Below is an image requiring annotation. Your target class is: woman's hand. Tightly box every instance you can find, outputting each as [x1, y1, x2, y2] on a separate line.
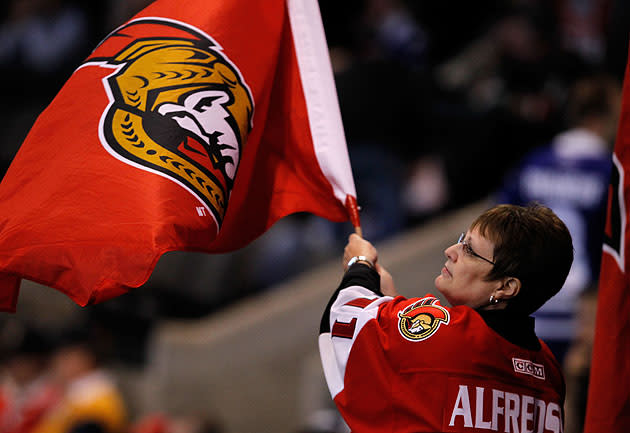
[343, 234, 377, 271]
[342, 234, 398, 296]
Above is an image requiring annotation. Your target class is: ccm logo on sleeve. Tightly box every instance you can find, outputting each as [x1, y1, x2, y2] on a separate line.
[447, 385, 562, 433]
[512, 358, 545, 380]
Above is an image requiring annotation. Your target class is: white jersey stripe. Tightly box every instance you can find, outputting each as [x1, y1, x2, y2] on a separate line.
[319, 285, 392, 398]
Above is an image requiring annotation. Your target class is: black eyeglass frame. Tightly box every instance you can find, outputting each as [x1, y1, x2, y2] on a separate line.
[457, 233, 495, 266]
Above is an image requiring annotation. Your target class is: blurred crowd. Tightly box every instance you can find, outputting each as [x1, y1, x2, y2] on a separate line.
[0, 323, 224, 433]
[0, 0, 628, 432]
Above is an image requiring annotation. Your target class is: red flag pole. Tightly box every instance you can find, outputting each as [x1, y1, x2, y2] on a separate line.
[345, 195, 362, 237]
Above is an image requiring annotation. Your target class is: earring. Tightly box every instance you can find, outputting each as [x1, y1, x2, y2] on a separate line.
[489, 295, 499, 305]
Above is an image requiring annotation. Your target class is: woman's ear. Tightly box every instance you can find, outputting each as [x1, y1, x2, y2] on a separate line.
[499, 277, 521, 299]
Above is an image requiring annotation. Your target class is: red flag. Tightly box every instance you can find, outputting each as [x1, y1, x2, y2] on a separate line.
[584, 45, 630, 433]
[0, 0, 356, 311]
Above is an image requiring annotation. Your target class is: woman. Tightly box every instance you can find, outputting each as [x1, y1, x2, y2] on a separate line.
[319, 204, 573, 433]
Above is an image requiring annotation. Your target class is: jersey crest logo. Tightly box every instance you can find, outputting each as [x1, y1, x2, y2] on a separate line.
[398, 297, 450, 341]
[90, 18, 254, 227]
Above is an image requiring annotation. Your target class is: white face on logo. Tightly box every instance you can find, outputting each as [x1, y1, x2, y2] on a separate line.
[157, 90, 240, 181]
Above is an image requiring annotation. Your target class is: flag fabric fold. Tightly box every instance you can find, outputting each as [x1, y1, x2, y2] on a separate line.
[0, 0, 356, 311]
[584, 45, 630, 433]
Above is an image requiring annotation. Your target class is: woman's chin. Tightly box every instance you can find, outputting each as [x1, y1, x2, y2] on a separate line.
[434, 276, 446, 294]
[434, 275, 441, 289]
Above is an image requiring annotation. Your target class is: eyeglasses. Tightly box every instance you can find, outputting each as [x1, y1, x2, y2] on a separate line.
[457, 233, 495, 265]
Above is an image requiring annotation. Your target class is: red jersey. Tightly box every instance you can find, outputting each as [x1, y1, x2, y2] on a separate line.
[319, 267, 565, 433]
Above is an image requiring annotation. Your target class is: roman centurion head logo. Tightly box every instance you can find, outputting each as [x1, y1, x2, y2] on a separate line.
[398, 297, 450, 341]
[88, 18, 254, 226]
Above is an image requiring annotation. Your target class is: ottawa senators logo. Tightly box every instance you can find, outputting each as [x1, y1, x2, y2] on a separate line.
[398, 297, 450, 341]
[86, 17, 254, 227]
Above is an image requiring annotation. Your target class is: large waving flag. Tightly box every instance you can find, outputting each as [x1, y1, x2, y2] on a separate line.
[584, 45, 630, 433]
[0, 0, 357, 312]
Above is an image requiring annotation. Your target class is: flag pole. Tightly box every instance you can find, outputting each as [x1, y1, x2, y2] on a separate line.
[345, 195, 362, 237]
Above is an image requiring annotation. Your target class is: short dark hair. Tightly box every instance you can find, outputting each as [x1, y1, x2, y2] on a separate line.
[470, 203, 574, 315]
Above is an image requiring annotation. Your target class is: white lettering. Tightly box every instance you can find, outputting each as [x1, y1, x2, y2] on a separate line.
[521, 395, 534, 433]
[534, 400, 546, 433]
[448, 384, 561, 433]
[522, 169, 604, 206]
[476, 387, 492, 429]
[545, 402, 562, 433]
[505, 392, 520, 433]
[450, 385, 474, 428]
[492, 389, 505, 431]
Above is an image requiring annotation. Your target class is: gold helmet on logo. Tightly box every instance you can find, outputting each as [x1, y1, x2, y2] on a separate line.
[96, 19, 254, 225]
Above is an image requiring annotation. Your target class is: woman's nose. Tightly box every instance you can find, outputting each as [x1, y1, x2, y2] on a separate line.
[444, 244, 458, 261]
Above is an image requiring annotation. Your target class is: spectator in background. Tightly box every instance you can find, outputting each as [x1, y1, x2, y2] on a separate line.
[0, 325, 60, 433]
[496, 74, 620, 364]
[31, 328, 127, 433]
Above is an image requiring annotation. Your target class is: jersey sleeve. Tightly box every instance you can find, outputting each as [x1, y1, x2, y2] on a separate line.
[319, 264, 393, 399]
